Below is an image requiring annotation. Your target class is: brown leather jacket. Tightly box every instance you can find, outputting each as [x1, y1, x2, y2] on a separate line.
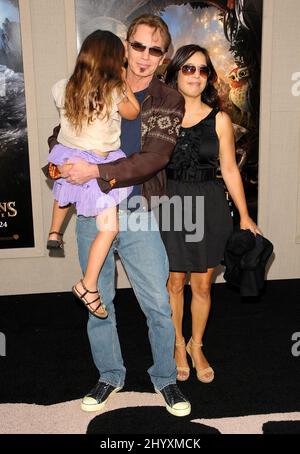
[44, 76, 184, 209]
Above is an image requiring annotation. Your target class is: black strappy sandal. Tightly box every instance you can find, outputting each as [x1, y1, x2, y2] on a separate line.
[47, 231, 64, 250]
[72, 279, 108, 319]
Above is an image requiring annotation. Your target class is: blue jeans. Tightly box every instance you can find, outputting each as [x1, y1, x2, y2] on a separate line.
[76, 210, 177, 391]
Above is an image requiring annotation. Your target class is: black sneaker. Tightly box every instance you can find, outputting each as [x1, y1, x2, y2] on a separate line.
[155, 384, 191, 417]
[81, 381, 123, 412]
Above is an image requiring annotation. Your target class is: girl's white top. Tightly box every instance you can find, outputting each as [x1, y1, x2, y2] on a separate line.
[52, 78, 125, 154]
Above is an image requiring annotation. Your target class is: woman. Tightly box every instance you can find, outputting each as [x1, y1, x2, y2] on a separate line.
[161, 45, 261, 382]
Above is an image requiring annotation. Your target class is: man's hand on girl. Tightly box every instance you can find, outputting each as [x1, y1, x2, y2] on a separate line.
[64, 159, 100, 184]
[57, 162, 73, 178]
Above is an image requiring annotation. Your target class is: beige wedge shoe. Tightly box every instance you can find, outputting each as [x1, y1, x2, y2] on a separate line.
[186, 338, 214, 383]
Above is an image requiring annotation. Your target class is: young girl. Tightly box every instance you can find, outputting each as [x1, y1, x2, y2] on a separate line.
[46, 30, 140, 319]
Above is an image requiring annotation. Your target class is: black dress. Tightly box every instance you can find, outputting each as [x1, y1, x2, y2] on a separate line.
[160, 107, 233, 272]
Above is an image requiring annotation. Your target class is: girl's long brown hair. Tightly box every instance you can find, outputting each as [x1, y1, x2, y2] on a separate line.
[65, 29, 125, 131]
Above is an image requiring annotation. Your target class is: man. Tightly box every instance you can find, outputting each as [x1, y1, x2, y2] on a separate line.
[46, 14, 190, 417]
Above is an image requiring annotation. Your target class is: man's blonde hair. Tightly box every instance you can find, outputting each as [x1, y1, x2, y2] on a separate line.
[127, 14, 171, 51]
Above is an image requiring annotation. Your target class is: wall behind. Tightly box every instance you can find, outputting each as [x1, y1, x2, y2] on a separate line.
[0, 0, 299, 296]
[258, 0, 300, 279]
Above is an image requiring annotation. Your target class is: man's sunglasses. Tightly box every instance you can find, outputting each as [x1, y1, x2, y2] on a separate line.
[128, 41, 165, 58]
[181, 64, 211, 78]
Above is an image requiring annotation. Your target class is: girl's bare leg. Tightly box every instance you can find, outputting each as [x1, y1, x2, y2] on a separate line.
[48, 200, 69, 241]
[74, 206, 118, 312]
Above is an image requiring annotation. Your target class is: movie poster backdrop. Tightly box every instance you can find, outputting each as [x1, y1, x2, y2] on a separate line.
[75, 0, 263, 221]
[0, 0, 34, 249]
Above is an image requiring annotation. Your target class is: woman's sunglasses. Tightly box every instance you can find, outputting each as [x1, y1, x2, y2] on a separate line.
[181, 64, 211, 78]
[128, 41, 165, 58]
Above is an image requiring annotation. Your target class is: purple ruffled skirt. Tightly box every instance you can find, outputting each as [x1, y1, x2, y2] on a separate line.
[48, 144, 132, 217]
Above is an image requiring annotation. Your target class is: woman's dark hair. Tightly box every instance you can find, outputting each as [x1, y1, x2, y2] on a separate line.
[165, 44, 219, 108]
